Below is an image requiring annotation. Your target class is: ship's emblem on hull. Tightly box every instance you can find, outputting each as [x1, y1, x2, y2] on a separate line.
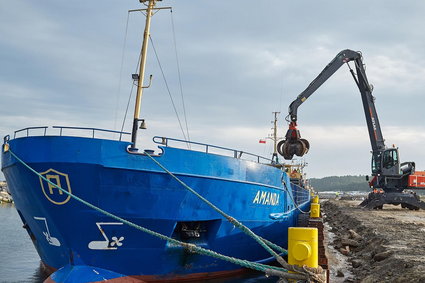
[39, 169, 72, 205]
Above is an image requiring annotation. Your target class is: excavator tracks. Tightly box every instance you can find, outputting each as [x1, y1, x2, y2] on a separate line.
[359, 192, 425, 210]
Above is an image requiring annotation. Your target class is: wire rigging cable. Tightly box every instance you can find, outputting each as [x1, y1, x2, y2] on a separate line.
[149, 35, 189, 143]
[170, 9, 190, 143]
[120, 83, 135, 137]
[120, 42, 143, 136]
[115, 12, 131, 132]
[119, 8, 191, 145]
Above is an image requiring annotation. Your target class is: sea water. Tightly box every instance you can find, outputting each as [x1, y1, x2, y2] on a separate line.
[0, 204, 275, 283]
[0, 203, 46, 283]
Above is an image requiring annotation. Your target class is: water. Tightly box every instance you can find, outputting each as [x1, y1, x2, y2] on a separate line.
[0, 203, 47, 283]
[323, 222, 353, 282]
[0, 204, 276, 283]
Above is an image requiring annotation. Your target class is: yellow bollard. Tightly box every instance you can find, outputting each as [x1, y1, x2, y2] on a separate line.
[312, 195, 319, 204]
[288, 227, 318, 268]
[310, 203, 320, 218]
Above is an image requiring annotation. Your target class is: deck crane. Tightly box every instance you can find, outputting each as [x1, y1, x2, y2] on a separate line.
[278, 49, 425, 210]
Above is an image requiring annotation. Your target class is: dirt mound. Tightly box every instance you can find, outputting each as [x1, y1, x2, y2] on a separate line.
[322, 200, 425, 282]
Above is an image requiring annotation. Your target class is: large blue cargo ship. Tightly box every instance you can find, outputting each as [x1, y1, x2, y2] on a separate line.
[2, 131, 310, 281]
[1, 1, 311, 282]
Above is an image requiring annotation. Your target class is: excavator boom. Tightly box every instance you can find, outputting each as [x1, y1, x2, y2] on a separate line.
[279, 49, 385, 159]
[281, 49, 425, 210]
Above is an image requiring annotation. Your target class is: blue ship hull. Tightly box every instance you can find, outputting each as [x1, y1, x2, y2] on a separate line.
[1, 133, 310, 281]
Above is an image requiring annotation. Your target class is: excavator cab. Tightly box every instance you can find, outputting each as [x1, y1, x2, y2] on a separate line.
[372, 148, 400, 176]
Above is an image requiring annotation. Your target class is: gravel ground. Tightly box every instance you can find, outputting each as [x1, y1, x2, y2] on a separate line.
[322, 199, 425, 283]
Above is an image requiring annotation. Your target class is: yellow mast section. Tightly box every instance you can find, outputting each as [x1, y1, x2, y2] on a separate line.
[130, 1, 171, 149]
[133, 0, 155, 121]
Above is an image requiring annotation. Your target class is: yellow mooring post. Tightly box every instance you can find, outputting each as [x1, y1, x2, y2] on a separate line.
[288, 227, 319, 269]
[310, 202, 320, 218]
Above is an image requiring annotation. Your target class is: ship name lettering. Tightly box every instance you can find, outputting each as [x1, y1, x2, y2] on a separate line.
[253, 190, 279, 206]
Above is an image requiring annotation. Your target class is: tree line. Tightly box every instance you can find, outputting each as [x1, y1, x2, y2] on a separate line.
[309, 175, 370, 192]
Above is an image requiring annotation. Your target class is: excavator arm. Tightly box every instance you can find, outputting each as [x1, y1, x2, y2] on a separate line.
[288, 49, 361, 123]
[281, 49, 425, 209]
[278, 49, 386, 160]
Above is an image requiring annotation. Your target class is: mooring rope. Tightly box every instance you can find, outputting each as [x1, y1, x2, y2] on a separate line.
[141, 150, 325, 281]
[141, 151, 287, 259]
[7, 148, 324, 281]
[282, 180, 311, 214]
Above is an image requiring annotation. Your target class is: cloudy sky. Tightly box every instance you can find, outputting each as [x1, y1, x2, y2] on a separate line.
[1, 0, 425, 179]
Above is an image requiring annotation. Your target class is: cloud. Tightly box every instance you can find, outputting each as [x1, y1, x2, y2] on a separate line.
[1, 0, 425, 180]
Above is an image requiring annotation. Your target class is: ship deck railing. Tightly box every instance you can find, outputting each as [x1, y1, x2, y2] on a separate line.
[153, 136, 274, 164]
[9, 126, 276, 165]
[12, 126, 131, 140]
[291, 183, 311, 205]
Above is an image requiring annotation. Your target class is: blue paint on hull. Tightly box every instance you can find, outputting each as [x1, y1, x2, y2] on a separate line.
[1, 135, 310, 280]
[48, 264, 127, 283]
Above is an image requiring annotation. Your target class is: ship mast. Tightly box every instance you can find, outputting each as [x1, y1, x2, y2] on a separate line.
[130, 0, 156, 151]
[270, 111, 281, 163]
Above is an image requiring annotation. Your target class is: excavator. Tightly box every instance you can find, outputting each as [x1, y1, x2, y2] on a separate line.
[277, 49, 425, 210]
